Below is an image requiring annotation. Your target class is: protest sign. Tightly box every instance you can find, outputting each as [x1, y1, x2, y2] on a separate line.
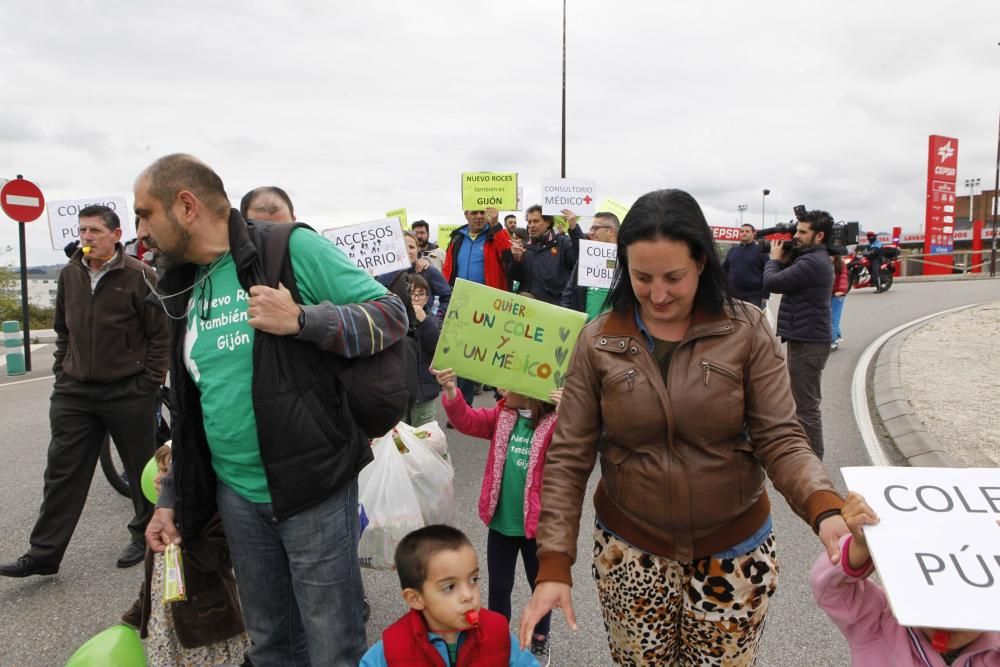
[433, 279, 586, 402]
[578, 240, 617, 289]
[461, 172, 518, 210]
[596, 198, 630, 224]
[437, 223, 462, 245]
[46, 196, 136, 250]
[840, 466, 1000, 632]
[541, 178, 596, 216]
[386, 208, 407, 229]
[322, 217, 410, 277]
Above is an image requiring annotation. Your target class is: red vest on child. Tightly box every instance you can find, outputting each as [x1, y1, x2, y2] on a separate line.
[382, 608, 511, 666]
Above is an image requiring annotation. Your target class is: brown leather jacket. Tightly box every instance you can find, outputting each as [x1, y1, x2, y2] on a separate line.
[536, 302, 843, 585]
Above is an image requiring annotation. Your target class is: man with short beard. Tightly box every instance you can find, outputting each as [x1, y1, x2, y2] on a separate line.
[410, 219, 444, 271]
[137, 153, 407, 666]
[763, 209, 835, 459]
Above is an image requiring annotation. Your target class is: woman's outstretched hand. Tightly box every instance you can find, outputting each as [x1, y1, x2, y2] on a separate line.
[519, 581, 576, 649]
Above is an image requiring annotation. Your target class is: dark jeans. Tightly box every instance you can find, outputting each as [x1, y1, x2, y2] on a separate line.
[786, 341, 830, 459]
[486, 529, 551, 639]
[216, 479, 366, 667]
[28, 374, 156, 566]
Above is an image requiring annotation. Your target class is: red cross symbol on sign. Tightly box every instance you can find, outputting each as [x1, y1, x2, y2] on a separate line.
[583, 195, 592, 205]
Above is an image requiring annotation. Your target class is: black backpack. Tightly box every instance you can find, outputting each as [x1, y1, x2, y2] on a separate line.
[256, 221, 410, 438]
[384, 271, 421, 411]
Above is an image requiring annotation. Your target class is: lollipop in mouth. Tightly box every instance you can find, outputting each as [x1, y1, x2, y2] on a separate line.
[82, 246, 92, 255]
[464, 609, 480, 627]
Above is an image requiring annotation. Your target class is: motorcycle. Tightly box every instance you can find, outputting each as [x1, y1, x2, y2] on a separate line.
[846, 245, 899, 293]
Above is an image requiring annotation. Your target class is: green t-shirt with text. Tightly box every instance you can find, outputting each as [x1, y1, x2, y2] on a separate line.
[489, 413, 534, 536]
[585, 286, 610, 322]
[183, 228, 387, 503]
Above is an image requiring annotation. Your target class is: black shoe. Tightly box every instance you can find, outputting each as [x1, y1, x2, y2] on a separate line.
[0, 554, 59, 578]
[116, 540, 146, 568]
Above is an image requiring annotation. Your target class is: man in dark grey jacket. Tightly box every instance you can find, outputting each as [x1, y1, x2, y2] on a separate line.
[0, 205, 168, 577]
[762, 210, 835, 459]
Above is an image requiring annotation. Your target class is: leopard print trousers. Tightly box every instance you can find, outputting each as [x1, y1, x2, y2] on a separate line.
[592, 523, 778, 666]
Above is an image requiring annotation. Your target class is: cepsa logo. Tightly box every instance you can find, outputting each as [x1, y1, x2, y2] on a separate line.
[929, 135, 958, 181]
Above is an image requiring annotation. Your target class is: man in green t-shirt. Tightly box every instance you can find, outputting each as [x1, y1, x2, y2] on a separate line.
[137, 153, 408, 666]
[559, 211, 620, 322]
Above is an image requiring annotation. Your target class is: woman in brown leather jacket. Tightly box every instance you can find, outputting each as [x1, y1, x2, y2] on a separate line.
[518, 189, 849, 665]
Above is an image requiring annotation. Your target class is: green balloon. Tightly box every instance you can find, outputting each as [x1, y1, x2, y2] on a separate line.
[65, 624, 145, 667]
[141, 456, 158, 504]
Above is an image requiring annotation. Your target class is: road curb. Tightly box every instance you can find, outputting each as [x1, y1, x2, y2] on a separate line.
[868, 307, 984, 467]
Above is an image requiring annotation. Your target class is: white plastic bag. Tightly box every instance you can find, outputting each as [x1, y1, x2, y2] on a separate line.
[403, 421, 449, 460]
[357, 433, 424, 570]
[394, 422, 455, 526]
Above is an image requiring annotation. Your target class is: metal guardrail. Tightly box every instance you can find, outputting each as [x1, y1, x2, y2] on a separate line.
[894, 250, 996, 276]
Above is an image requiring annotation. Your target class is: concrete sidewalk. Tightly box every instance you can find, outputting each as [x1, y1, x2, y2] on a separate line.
[872, 300, 999, 467]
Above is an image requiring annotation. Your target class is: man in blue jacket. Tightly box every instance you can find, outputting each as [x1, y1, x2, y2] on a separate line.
[723, 224, 769, 308]
[762, 210, 835, 459]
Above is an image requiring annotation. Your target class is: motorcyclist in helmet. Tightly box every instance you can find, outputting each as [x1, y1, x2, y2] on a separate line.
[863, 230, 884, 291]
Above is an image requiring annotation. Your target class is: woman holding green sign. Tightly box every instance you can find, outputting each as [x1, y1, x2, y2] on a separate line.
[519, 189, 849, 665]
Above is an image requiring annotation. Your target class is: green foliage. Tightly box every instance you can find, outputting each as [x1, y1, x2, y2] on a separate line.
[0, 267, 55, 329]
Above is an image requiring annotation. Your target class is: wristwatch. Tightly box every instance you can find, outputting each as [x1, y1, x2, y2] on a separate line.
[297, 308, 305, 333]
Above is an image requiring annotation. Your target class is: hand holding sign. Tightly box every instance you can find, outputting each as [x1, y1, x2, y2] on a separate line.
[431, 367, 459, 400]
[432, 280, 586, 402]
[560, 209, 579, 229]
[842, 491, 881, 569]
[840, 466, 1000, 632]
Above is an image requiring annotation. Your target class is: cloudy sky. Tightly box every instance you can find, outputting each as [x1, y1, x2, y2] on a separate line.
[1, 0, 998, 265]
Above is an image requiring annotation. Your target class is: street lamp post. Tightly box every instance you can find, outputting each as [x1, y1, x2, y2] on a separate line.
[964, 177, 981, 224]
[738, 204, 748, 226]
[761, 189, 770, 228]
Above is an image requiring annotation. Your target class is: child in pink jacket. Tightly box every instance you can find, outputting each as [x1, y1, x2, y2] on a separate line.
[810, 492, 1000, 666]
[433, 367, 559, 666]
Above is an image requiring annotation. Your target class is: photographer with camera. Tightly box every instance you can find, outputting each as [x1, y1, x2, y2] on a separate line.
[762, 207, 835, 459]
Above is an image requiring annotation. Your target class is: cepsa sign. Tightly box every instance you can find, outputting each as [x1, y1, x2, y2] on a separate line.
[711, 226, 743, 242]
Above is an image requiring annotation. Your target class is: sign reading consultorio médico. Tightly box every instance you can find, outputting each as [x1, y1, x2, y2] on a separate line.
[321, 217, 410, 277]
[432, 279, 586, 402]
[461, 172, 518, 210]
[840, 466, 1000, 633]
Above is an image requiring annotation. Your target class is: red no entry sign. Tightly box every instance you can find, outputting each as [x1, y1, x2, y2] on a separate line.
[1, 177, 45, 222]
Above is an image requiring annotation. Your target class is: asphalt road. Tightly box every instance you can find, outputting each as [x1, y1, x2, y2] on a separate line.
[1, 278, 998, 666]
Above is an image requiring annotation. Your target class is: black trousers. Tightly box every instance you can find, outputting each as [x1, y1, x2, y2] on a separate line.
[28, 374, 157, 566]
[486, 529, 551, 639]
[786, 341, 830, 459]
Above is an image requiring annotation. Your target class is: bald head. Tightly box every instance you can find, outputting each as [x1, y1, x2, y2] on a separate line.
[240, 186, 295, 223]
[138, 153, 230, 219]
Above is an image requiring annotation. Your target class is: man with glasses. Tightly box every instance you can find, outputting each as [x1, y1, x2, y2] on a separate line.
[560, 211, 620, 321]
